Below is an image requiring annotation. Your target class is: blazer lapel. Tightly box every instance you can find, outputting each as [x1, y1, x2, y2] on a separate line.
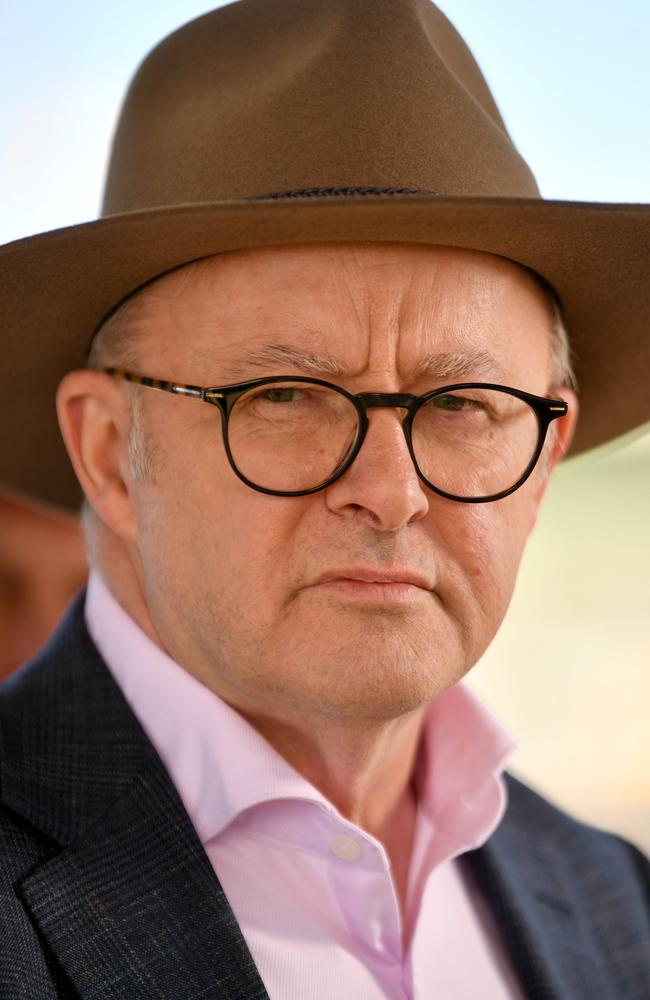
[1, 594, 270, 1000]
[462, 773, 609, 1000]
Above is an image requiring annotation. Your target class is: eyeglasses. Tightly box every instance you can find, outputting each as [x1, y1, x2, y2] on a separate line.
[103, 368, 568, 503]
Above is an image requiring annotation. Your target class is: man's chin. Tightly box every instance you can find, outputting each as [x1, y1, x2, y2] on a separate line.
[292, 670, 460, 723]
[279, 635, 466, 706]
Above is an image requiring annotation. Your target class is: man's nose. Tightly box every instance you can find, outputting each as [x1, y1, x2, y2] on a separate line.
[324, 407, 430, 529]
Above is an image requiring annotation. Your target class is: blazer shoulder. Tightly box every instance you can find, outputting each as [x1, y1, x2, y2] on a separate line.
[0, 591, 152, 844]
[503, 769, 650, 899]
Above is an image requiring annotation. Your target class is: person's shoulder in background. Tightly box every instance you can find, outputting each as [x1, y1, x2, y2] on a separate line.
[0, 491, 87, 681]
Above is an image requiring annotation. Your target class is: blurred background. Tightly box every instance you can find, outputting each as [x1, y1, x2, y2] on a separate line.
[1, 1, 648, 850]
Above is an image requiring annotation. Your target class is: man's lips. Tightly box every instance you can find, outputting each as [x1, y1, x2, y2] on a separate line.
[312, 567, 434, 590]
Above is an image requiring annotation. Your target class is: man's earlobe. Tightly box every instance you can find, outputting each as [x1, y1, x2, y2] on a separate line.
[56, 370, 139, 542]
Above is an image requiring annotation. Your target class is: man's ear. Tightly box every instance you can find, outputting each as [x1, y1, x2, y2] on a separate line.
[56, 370, 139, 542]
[546, 386, 580, 473]
[527, 386, 580, 527]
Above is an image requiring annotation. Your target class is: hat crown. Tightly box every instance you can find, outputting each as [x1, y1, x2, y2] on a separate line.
[102, 0, 540, 215]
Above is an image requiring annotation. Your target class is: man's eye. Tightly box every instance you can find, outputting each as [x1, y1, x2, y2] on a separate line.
[432, 394, 479, 411]
[262, 388, 302, 403]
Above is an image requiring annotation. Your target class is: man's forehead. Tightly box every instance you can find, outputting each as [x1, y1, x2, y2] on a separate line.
[109, 242, 552, 381]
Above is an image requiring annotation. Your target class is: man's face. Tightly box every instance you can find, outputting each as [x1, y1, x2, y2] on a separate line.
[111, 244, 571, 725]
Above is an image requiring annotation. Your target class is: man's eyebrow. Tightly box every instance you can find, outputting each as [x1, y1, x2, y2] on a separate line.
[412, 348, 506, 381]
[217, 342, 505, 382]
[219, 343, 350, 379]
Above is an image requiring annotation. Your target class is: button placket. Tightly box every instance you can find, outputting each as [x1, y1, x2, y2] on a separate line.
[326, 831, 404, 965]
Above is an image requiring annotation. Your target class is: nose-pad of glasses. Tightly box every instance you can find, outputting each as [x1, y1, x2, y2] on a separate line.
[335, 405, 415, 483]
[354, 393, 422, 466]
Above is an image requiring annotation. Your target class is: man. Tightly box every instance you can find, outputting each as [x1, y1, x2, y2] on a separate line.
[1, 1, 648, 998]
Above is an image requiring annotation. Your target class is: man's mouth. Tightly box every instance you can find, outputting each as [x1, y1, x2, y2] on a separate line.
[310, 566, 434, 603]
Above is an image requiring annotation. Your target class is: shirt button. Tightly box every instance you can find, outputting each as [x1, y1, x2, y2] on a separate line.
[330, 835, 362, 861]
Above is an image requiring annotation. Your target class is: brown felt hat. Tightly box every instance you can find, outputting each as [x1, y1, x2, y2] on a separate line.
[1, 0, 649, 511]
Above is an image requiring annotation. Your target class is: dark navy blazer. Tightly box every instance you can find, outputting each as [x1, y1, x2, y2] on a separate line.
[1, 594, 648, 999]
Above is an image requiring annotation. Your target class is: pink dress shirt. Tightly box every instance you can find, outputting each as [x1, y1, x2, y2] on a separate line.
[85, 570, 525, 999]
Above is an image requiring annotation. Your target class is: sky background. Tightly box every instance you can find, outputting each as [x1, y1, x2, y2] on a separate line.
[1, 1, 649, 848]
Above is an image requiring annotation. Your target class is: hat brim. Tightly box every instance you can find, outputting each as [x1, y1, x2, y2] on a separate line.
[1, 193, 649, 510]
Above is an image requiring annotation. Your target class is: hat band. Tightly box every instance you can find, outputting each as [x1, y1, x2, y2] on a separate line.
[250, 185, 441, 200]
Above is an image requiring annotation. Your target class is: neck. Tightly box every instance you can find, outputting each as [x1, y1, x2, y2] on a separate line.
[239, 701, 425, 838]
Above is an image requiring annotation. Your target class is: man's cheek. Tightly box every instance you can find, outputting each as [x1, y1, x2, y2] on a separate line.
[442, 505, 502, 576]
[443, 509, 518, 620]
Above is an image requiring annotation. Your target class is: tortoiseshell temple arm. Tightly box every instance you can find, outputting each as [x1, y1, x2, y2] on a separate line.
[103, 368, 224, 401]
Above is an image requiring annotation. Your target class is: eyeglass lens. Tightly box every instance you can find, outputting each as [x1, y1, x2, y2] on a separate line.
[226, 381, 540, 498]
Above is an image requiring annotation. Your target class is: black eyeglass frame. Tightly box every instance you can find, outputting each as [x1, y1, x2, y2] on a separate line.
[103, 367, 569, 503]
